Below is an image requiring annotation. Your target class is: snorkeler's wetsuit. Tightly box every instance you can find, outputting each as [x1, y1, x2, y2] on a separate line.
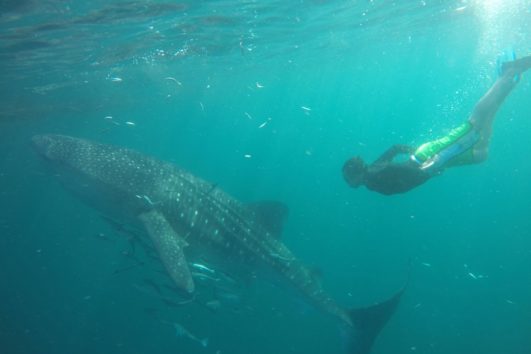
[364, 144, 431, 195]
[365, 123, 479, 195]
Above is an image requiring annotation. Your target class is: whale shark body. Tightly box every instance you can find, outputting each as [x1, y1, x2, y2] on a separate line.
[32, 134, 405, 354]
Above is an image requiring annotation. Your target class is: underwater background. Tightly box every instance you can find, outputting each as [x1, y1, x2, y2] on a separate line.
[1, 1, 530, 353]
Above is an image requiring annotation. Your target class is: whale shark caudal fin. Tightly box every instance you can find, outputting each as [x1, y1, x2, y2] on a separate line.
[139, 210, 195, 293]
[345, 285, 406, 354]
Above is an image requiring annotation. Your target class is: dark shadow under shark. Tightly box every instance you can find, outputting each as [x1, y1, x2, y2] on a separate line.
[32, 134, 407, 354]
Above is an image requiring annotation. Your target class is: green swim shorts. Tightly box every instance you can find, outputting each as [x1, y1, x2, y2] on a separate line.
[413, 122, 478, 167]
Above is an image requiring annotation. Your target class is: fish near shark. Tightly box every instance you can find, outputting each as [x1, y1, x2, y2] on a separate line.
[32, 134, 406, 354]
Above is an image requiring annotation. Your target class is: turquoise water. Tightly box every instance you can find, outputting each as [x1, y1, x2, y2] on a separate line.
[1, 1, 531, 353]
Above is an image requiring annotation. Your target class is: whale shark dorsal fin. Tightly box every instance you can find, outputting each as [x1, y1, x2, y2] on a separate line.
[139, 210, 195, 293]
[246, 201, 289, 239]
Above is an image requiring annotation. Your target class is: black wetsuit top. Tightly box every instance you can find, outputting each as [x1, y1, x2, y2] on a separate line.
[364, 145, 432, 195]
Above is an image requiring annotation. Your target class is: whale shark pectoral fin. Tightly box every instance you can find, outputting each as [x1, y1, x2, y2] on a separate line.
[139, 210, 195, 293]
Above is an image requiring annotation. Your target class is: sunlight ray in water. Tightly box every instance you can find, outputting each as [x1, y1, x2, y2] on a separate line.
[472, 0, 529, 58]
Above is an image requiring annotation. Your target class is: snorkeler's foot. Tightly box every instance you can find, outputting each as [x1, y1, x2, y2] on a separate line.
[501, 55, 531, 80]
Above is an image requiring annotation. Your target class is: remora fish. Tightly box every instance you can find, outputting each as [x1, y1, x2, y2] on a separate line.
[32, 134, 406, 354]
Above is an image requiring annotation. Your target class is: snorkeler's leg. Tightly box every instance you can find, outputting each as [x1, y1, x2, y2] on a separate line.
[467, 55, 531, 161]
[501, 55, 531, 77]
[470, 55, 531, 130]
[468, 73, 517, 130]
[465, 75, 514, 161]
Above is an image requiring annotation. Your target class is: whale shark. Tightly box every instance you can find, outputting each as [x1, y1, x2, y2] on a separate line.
[32, 134, 406, 354]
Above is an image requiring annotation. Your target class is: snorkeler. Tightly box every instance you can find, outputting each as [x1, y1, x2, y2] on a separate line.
[342, 54, 531, 195]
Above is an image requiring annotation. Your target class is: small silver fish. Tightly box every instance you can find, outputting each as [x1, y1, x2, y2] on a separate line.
[191, 263, 215, 274]
[164, 77, 182, 85]
[174, 323, 208, 347]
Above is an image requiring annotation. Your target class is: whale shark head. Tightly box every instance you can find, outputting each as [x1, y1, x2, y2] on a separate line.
[31, 134, 101, 192]
[32, 134, 77, 163]
[31, 134, 149, 219]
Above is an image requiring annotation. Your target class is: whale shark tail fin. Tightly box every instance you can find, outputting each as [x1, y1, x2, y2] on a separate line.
[345, 286, 405, 354]
[345, 263, 410, 354]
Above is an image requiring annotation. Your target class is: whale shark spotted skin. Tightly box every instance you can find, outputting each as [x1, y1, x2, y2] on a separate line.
[32, 134, 405, 354]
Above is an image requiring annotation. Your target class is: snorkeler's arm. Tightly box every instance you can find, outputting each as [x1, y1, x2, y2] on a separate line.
[374, 144, 415, 164]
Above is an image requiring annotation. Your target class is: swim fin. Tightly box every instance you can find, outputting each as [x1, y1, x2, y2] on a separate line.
[497, 48, 519, 83]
